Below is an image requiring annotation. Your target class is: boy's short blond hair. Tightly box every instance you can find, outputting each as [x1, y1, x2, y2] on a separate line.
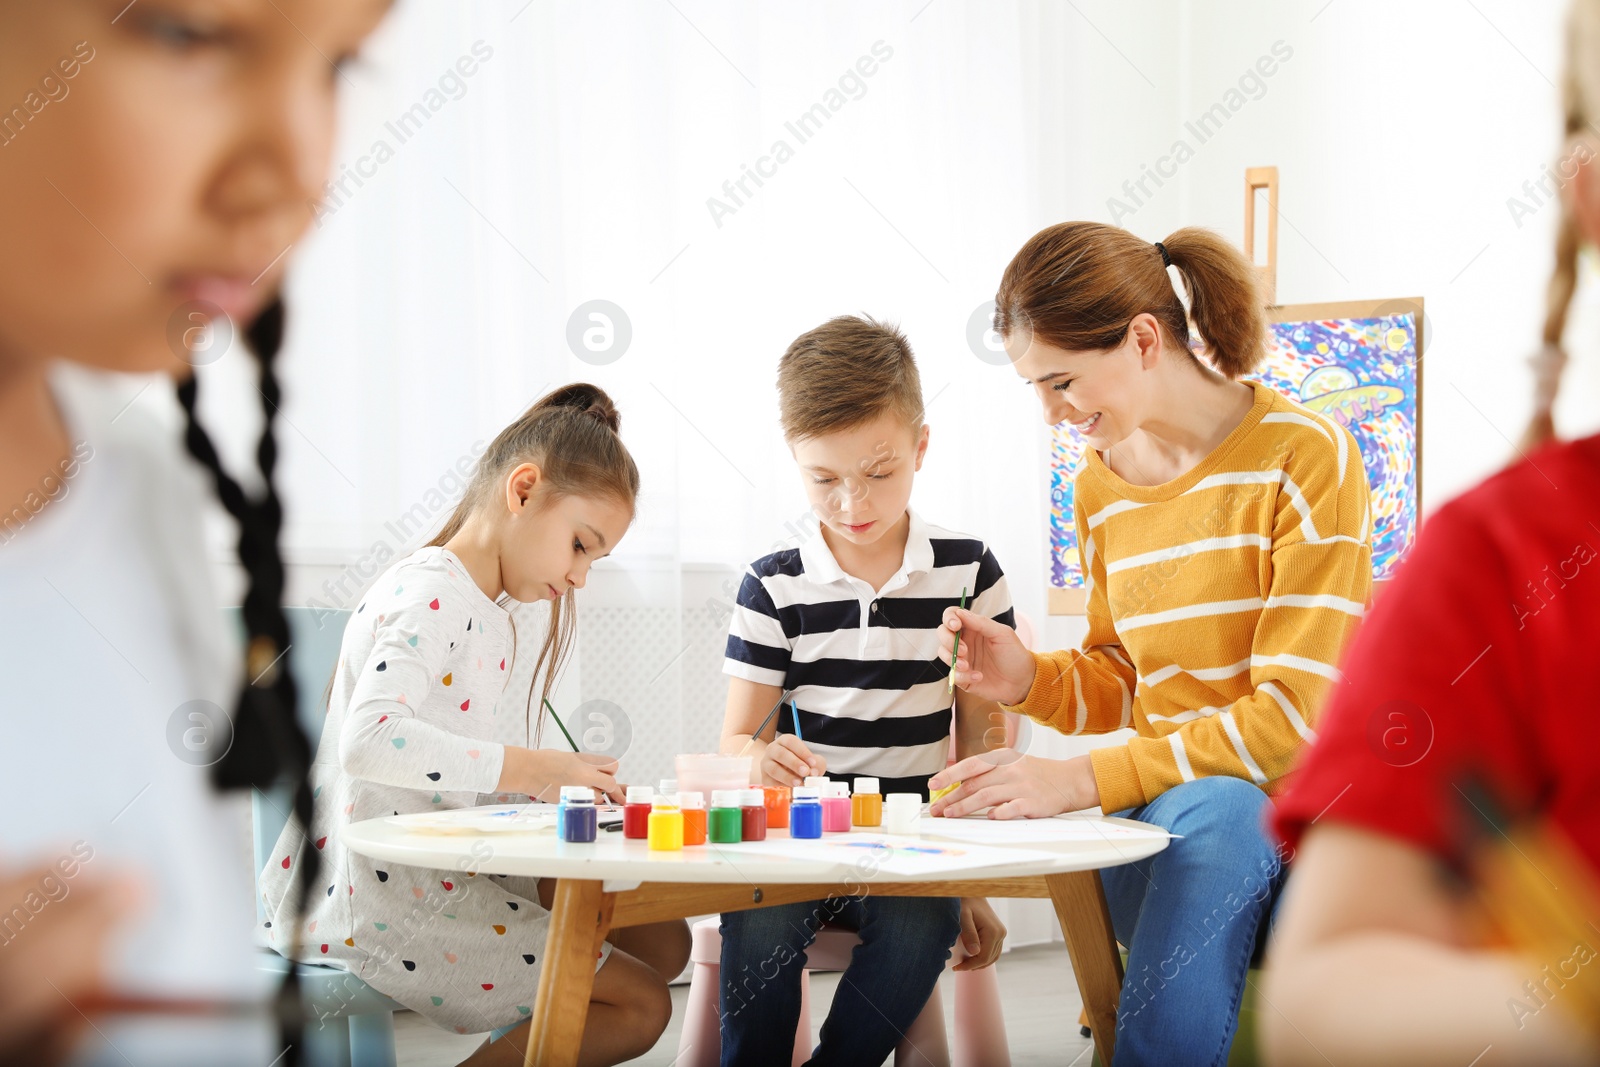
[776, 315, 925, 441]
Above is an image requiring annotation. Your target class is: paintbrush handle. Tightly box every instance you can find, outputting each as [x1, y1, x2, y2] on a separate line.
[946, 587, 968, 695]
[542, 698, 581, 752]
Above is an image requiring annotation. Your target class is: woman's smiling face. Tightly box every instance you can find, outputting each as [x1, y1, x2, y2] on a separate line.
[0, 0, 392, 374]
[1004, 314, 1168, 448]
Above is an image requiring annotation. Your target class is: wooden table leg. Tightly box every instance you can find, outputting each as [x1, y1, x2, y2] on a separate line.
[1046, 871, 1123, 1066]
[525, 878, 612, 1067]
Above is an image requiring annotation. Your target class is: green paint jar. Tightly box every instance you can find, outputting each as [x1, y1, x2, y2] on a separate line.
[708, 790, 744, 843]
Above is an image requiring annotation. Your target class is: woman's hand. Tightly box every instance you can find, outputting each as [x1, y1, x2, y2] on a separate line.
[501, 748, 622, 804]
[939, 607, 1037, 706]
[953, 897, 1007, 970]
[928, 753, 1100, 819]
[760, 734, 826, 787]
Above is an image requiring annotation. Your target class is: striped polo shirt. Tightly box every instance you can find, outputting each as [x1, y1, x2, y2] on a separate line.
[724, 509, 1015, 798]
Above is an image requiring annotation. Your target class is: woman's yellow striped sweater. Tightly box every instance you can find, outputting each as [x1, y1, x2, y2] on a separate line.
[1011, 380, 1374, 813]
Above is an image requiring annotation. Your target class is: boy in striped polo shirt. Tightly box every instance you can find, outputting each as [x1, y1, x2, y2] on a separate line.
[714, 315, 1011, 1066]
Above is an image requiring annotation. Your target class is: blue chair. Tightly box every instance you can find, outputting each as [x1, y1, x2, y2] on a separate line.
[231, 605, 403, 1067]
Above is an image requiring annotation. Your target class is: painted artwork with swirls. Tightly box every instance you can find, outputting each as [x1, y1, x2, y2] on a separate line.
[1048, 305, 1420, 590]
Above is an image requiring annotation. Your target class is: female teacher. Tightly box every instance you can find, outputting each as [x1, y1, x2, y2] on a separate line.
[931, 222, 1374, 1065]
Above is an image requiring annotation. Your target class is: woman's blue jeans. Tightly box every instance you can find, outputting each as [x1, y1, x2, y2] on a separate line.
[1102, 775, 1289, 1067]
[718, 894, 962, 1067]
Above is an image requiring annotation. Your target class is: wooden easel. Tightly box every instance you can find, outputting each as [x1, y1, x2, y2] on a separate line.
[1243, 165, 1279, 306]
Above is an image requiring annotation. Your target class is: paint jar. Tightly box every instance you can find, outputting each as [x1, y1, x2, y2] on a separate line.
[648, 795, 683, 851]
[675, 753, 754, 804]
[762, 785, 791, 830]
[558, 786, 597, 843]
[851, 777, 882, 828]
[623, 786, 653, 839]
[680, 791, 707, 846]
[884, 793, 922, 835]
[822, 781, 852, 833]
[709, 790, 744, 843]
[790, 787, 823, 839]
[739, 788, 768, 842]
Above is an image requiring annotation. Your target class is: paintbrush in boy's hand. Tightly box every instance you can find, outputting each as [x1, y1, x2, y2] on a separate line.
[736, 692, 790, 758]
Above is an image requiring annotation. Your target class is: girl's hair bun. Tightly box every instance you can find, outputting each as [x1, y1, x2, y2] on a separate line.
[533, 382, 621, 433]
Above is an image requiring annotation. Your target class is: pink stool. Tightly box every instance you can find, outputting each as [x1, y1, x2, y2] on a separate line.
[678, 915, 1010, 1067]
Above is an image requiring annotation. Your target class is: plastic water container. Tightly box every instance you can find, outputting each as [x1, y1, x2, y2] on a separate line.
[675, 753, 754, 804]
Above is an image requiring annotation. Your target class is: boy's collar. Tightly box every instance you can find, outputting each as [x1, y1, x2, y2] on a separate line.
[797, 509, 934, 587]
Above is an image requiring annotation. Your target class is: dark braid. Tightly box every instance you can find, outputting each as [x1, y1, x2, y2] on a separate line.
[175, 297, 314, 1066]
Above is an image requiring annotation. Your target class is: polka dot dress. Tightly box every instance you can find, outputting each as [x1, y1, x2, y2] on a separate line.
[257, 547, 611, 1034]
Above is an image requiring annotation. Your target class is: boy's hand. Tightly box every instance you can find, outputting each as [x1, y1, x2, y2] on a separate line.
[940, 607, 1036, 706]
[761, 734, 825, 787]
[954, 897, 1007, 970]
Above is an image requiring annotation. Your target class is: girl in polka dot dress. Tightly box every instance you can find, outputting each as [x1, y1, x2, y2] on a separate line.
[260, 384, 688, 1066]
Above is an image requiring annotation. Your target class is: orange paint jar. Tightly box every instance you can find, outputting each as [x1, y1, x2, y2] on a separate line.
[762, 785, 791, 829]
[680, 791, 708, 846]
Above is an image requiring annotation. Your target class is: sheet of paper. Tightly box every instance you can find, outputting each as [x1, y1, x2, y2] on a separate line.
[709, 833, 1059, 876]
[915, 812, 1173, 845]
[397, 804, 623, 835]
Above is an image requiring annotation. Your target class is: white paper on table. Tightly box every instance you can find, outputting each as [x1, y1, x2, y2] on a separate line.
[709, 833, 1059, 876]
[396, 803, 623, 835]
[915, 812, 1175, 846]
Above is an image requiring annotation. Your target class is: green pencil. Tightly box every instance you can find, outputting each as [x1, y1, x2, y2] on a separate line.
[947, 586, 968, 696]
[542, 697, 581, 752]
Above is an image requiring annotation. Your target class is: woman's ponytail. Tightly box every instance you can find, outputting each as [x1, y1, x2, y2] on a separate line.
[993, 221, 1267, 379]
[1160, 227, 1268, 378]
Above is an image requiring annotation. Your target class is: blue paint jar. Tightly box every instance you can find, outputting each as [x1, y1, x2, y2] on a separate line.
[559, 786, 597, 843]
[790, 786, 823, 839]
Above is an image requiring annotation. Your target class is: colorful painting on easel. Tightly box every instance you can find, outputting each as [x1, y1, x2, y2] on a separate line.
[1258, 305, 1420, 581]
[1048, 425, 1091, 589]
[1046, 301, 1421, 593]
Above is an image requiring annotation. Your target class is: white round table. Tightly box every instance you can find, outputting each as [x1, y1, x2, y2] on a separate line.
[341, 811, 1168, 1066]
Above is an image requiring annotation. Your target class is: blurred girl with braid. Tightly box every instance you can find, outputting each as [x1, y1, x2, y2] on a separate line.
[259, 384, 691, 1066]
[1262, 2, 1600, 1063]
[930, 223, 1373, 1065]
[0, 1, 392, 1064]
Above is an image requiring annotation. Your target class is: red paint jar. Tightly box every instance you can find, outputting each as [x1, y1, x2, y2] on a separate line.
[739, 788, 768, 841]
[623, 786, 653, 839]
